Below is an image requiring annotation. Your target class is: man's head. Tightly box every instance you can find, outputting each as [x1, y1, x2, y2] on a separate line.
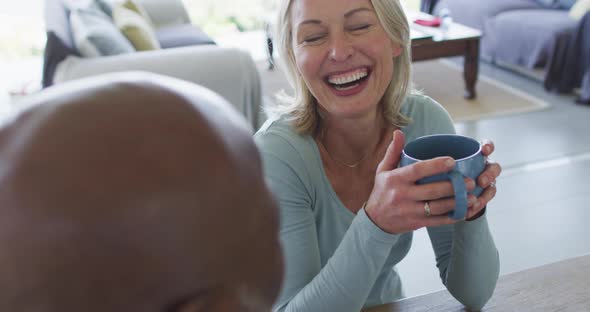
[0, 73, 283, 311]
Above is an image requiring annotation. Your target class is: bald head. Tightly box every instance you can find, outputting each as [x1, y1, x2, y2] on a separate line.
[0, 73, 282, 311]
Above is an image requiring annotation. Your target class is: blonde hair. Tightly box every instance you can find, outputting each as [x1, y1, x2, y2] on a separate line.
[266, 0, 412, 135]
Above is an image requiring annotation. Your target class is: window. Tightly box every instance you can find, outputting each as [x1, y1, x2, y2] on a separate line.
[0, 1, 44, 96]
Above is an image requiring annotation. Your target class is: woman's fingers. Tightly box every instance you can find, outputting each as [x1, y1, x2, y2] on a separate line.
[478, 160, 502, 188]
[410, 178, 475, 201]
[481, 139, 495, 156]
[468, 182, 497, 217]
[395, 156, 455, 183]
[377, 130, 405, 173]
[418, 194, 477, 218]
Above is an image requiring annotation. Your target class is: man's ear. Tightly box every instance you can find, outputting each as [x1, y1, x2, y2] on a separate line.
[168, 293, 210, 312]
[174, 299, 207, 312]
[173, 288, 239, 312]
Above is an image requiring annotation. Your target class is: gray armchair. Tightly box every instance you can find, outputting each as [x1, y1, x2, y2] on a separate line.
[43, 0, 262, 129]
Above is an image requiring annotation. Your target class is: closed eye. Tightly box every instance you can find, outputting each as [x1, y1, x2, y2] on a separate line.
[349, 24, 371, 32]
[303, 34, 327, 44]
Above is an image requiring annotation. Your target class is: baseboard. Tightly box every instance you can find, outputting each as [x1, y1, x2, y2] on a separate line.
[489, 60, 545, 82]
[486, 60, 584, 100]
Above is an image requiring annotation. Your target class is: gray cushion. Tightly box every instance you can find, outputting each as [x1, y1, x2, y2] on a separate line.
[70, 7, 135, 57]
[486, 9, 577, 67]
[535, 0, 561, 8]
[156, 24, 215, 49]
[535, 0, 576, 9]
[434, 0, 541, 32]
[558, 0, 577, 9]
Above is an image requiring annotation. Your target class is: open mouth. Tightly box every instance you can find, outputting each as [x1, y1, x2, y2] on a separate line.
[325, 67, 371, 91]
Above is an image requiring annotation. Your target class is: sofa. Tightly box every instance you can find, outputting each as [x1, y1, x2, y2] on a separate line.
[422, 0, 590, 104]
[43, 0, 262, 129]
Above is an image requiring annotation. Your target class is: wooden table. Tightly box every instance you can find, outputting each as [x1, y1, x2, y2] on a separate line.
[366, 254, 590, 312]
[409, 13, 482, 100]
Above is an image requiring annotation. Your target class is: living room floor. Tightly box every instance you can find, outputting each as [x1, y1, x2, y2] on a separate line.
[391, 58, 590, 297]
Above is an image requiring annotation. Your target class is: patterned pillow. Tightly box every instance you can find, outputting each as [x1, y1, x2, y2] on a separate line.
[69, 6, 135, 57]
[122, 0, 154, 26]
[113, 4, 161, 51]
[535, 0, 560, 8]
[95, 0, 113, 17]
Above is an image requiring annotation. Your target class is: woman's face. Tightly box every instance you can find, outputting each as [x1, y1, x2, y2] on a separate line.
[290, 0, 401, 120]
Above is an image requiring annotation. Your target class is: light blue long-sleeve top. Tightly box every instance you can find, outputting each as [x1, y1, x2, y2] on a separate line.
[254, 94, 500, 312]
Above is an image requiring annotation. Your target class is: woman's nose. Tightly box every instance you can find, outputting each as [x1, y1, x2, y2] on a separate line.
[329, 35, 354, 62]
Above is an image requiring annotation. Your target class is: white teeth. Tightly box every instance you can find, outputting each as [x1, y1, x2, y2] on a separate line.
[328, 69, 368, 85]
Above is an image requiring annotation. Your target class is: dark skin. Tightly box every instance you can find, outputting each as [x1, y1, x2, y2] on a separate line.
[0, 73, 283, 312]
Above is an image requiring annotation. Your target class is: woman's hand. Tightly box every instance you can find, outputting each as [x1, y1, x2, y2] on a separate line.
[365, 130, 476, 234]
[465, 139, 502, 220]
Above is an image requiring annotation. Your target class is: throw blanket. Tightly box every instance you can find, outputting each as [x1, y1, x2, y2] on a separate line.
[545, 12, 590, 104]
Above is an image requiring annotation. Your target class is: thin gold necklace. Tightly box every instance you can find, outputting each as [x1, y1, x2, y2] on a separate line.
[318, 131, 370, 168]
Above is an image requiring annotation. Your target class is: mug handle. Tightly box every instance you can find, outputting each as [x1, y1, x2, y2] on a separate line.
[447, 170, 468, 220]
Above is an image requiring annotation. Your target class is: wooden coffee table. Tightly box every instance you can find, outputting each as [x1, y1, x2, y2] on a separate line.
[409, 14, 482, 99]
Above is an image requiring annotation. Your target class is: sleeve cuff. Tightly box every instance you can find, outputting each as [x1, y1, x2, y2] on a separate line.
[466, 207, 486, 221]
[355, 207, 401, 244]
[455, 210, 489, 234]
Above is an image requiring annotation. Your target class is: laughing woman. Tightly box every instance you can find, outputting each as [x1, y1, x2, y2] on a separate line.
[254, 0, 502, 311]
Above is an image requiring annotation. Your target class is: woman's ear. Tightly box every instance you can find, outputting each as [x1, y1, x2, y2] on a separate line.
[391, 43, 402, 57]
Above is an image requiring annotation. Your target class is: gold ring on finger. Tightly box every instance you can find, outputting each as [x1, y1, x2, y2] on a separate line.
[423, 201, 431, 217]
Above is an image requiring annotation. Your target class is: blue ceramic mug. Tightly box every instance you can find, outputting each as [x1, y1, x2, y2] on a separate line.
[400, 134, 485, 220]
